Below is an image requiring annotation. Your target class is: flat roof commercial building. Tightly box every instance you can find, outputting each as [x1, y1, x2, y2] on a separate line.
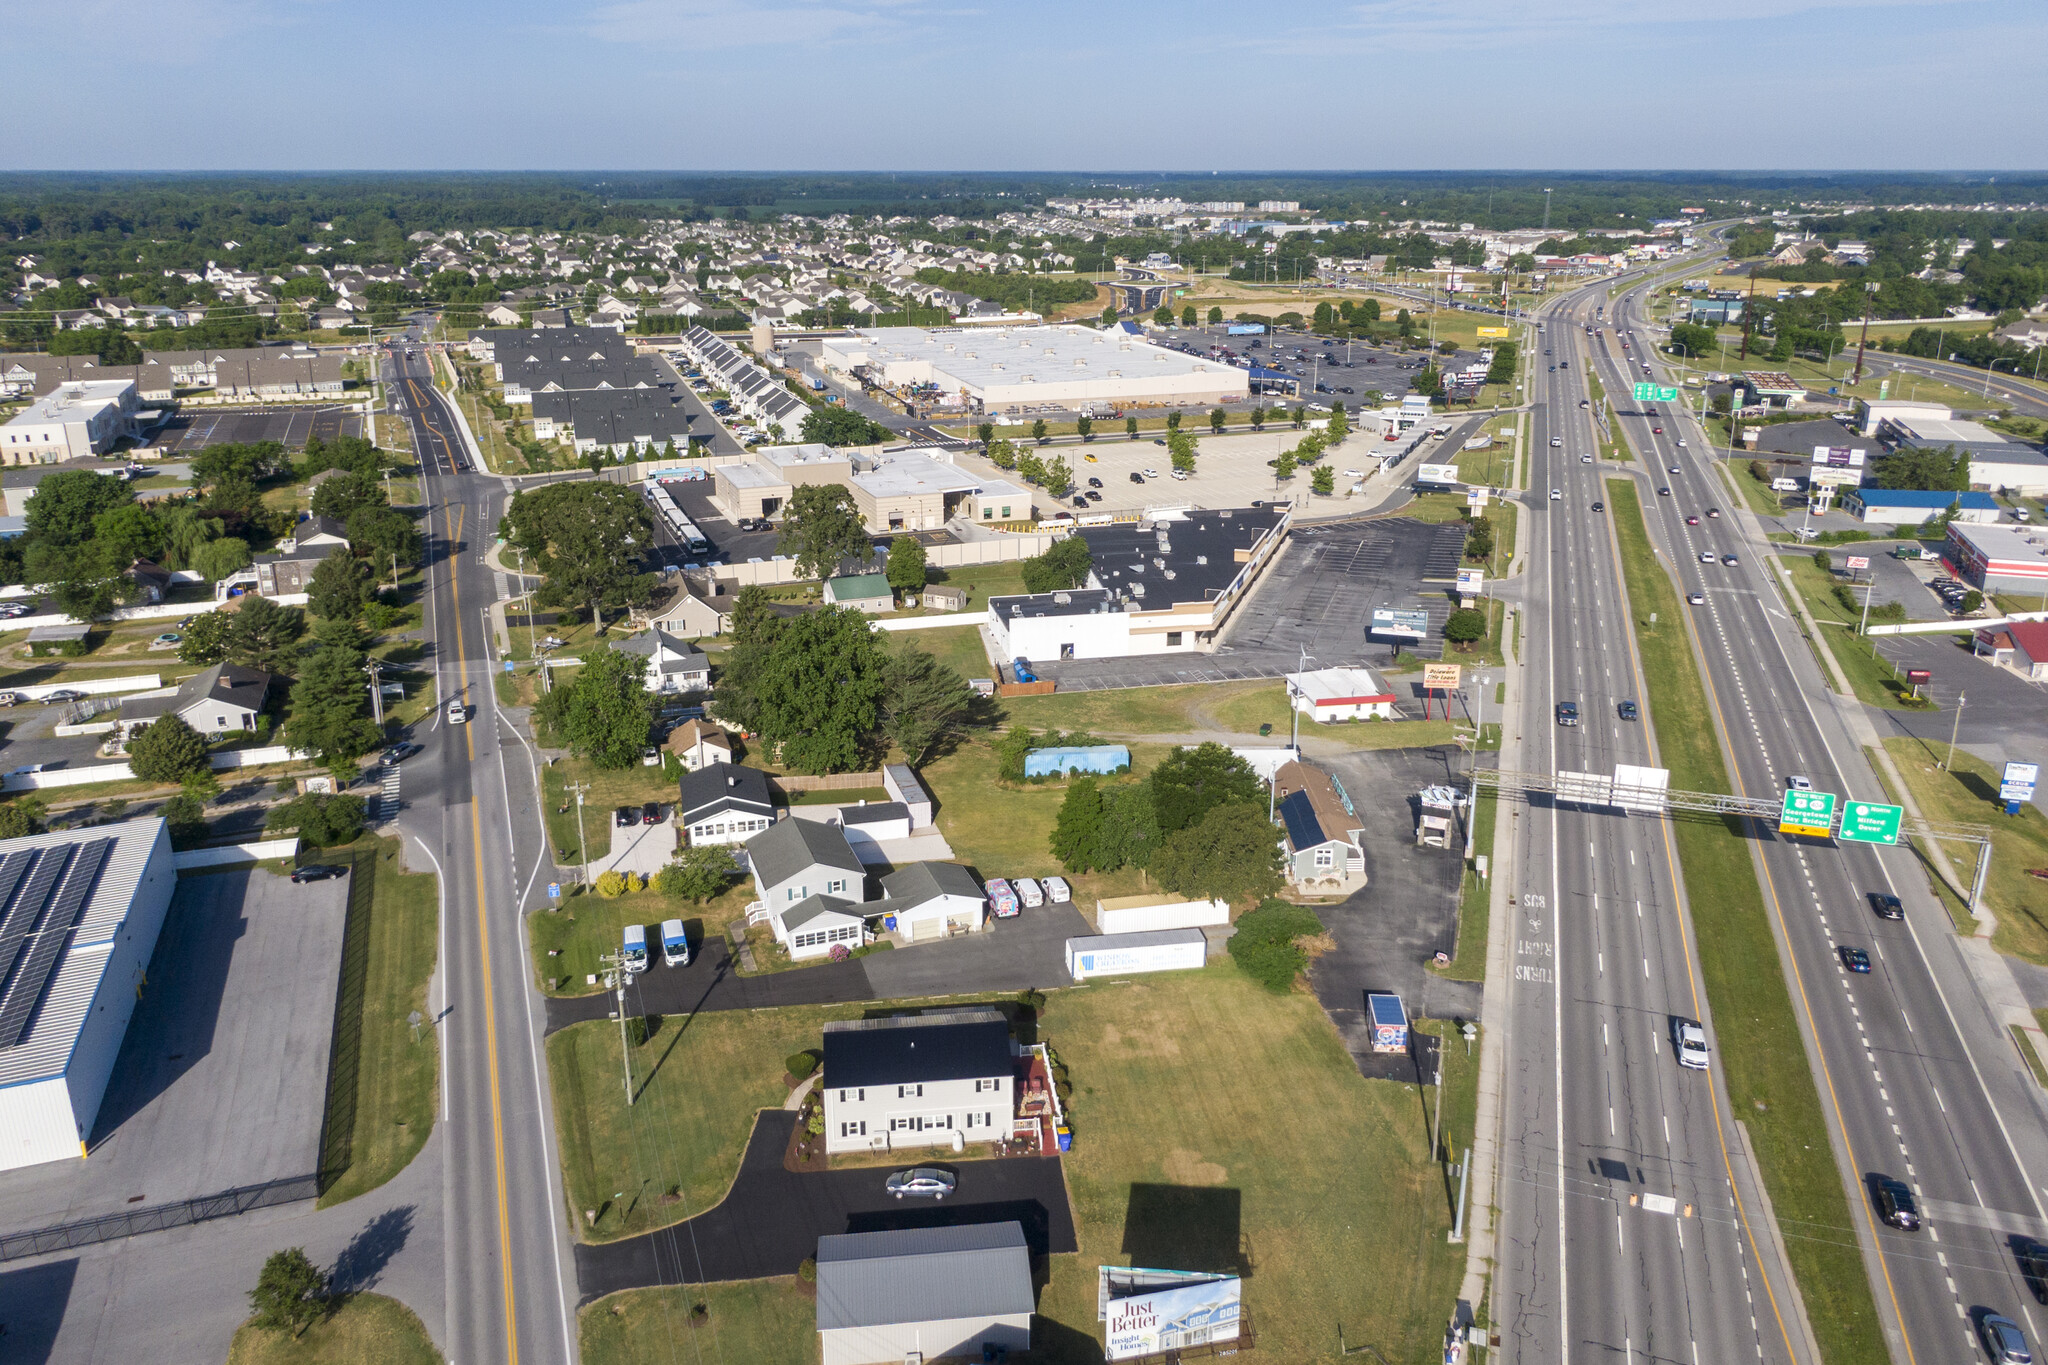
[0, 819, 176, 1172]
[711, 443, 1032, 532]
[1841, 488, 2002, 525]
[820, 324, 1248, 416]
[1944, 521, 2048, 592]
[1877, 415, 2048, 495]
[2, 380, 139, 464]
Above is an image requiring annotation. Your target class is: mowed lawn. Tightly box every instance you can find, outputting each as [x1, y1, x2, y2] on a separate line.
[228, 1293, 439, 1365]
[582, 1279, 818, 1365]
[1878, 738, 2048, 963]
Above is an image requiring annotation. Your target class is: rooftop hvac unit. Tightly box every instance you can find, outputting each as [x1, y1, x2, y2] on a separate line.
[1053, 592, 1070, 604]
[1196, 555, 1209, 565]
[1164, 570, 1177, 580]
[1153, 557, 1166, 569]
[1130, 583, 1146, 597]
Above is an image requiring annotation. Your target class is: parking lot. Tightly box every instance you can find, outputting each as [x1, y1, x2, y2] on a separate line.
[1035, 515, 1469, 691]
[150, 404, 361, 454]
[0, 867, 349, 1232]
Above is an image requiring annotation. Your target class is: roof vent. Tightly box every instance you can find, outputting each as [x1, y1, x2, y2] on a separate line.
[1130, 582, 1146, 597]
[1196, 554, 1209, 565]
[1053, 592, 1070, 604]
[1164, 569, 1177, 580]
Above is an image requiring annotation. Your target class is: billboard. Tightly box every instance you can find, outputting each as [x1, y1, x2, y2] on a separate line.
[1422, 662, 1463, 690]
[1810, 445, 1867, 467]
[1845, 556, 1871, 570]
[1905, 668, 1932, 685]
[2002, 762, 2040, 804]
[1370, 608, 1431, 639]
[1611, 764, 1671, 814]
[1226, 323, 1266, 335]
[1417, 463, 1462, 488]
[1102, 1269, 1242, 1361]
[1809, 466, 1862, 489]
[1456, 567, 1486, 596]
[1477, 325, 1511, 339]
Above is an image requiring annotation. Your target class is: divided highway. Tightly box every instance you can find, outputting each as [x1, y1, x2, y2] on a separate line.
[1494, 273, 1808, 1365]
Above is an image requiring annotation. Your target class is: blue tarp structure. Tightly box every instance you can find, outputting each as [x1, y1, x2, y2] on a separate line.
[1247, 365, 1299, 395]
[1024, 745, 1132, 778]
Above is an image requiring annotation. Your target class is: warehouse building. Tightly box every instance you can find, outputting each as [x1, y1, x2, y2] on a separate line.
[819, 324, 1248, 416]
[1876, 415, 2048, 496]
[1841, 488, 2003, 526]
[815, 1221, 1034, 1365]
[0, 818, 176, 1172]
[988, 506, 1290, 662]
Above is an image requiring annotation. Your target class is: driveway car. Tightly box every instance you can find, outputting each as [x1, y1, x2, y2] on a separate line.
[1840, 946, 1872, 973]
[290, 864, 347, 884]
[615, 805, 636, 828]
[1869, 892, 1904, 921]
[1979, 1312, 2031, 1364]
[885, 1167, 956, 1200]
[43, 689, 84, 703]
[1672, 1018, 1710, 1070]
[641, 801, 663, 825]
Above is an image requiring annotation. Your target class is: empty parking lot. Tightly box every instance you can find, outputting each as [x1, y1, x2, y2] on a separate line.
[151, 405, 361, 454]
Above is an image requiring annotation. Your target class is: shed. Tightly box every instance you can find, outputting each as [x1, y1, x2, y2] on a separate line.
[1066, 928, 1207, 981]
[815, 1221, 1033, 1365]
[823, 572, 895, 613]
[881, 763, 933, 828]
[836, 800, 912, 849]
[922, 584, 969, 611]
[1022, 744, 1130, 778]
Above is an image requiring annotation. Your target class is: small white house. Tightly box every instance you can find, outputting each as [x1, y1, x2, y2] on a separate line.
[877, 861, 986, 942]
[1287, 666, 1397, 723]
[835, 801, 912, 854]
[613, 628, 710, 695]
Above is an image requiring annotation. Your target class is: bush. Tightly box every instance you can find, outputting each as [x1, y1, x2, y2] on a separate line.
[264, 792, 365, 848]
[1227, 899, 1327, 992]
[626, 1014, 650, 1047]
[594, 869, 630, 898]
[1811, 550, 1831, 572]
[127, 714, 211, 783]
[798, 1256, 817, 1283]
[785, 1051, 819, 1079]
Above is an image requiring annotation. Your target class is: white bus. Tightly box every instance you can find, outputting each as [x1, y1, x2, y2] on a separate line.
[650, 485, 713, 556]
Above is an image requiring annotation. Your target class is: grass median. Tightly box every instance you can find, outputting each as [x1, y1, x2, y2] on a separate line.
[1608, 478, 1888, 1365]
[229, 1292, 438, 1365]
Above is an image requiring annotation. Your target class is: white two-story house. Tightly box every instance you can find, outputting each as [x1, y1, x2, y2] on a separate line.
[821, 1008, 1016, 1155]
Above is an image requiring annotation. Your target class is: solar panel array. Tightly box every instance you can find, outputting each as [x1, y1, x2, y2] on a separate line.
[0, 839, 113, 1050]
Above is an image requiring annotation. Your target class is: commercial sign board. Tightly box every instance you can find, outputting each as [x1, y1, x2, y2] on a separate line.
[1226, 323, 1266, 335]
[1422, 662, 1463, 690]
[1612, 764, 1671, 815]
[1456, 567, 1485, 596]
[1779, 788, 1838, 838]
[1102, 1269, 1243, 1361]
[2001, 762, 2040, 804]
[1477, 326, 1511, 339]
[1416, 463, 1463, 488]
[1810, 444, 1867, 468]
[1845, 556, 1871, 571]
[1905, 668, 1933, 685]
[1466, 487, 1490, 510]
[1838, 800, 1904, 845]
[1370, 608, 1430, 640]
[1808, 466, 1863, 489]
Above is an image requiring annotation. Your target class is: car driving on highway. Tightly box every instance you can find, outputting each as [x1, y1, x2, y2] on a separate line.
[1672, 1018, 1710, 1070]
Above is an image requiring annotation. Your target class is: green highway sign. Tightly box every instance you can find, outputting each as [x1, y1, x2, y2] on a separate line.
[1838, 800, 1904, 845]
[1778, 788, 1838, 838]
[1632, 382, 1681, 402]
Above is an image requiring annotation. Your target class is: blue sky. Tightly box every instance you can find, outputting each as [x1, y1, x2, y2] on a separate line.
[4, 0, 2040, 170]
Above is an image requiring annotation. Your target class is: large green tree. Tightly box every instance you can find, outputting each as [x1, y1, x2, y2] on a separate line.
[753, 606, 888, 774]
[656, 844, 741, 901]
[710, 585, 782, 735]
[309, 470, 388, 525]
[882, 643, 973, 765]
[798, 404, 893, 446]
[25, 470, 132, 548]
[177, 610, 232, 666]
[534, 642, 653, 770]
[1150, 742, 1263, 834]
[286, 629, 381, 776]
[226, 597, 306, 675]
[127, 715, 211, 783]
[159, 506, 226, 570]
[1020, 535, 1092, 593]
[777, 483, 872, 582]
[190, 537, 252, 583]
[246, 1248, 329, 1338]
[307, 549, 375, 620]
[1051, 776, 1106, 871]
[884, 534, 927, 596]
[1872, 443, 1969, 492]
[345, 506, 422, 572]
[1150, 800, 1284, 905]
[502, 480, 656, 627]
[92, 503, 166, 566]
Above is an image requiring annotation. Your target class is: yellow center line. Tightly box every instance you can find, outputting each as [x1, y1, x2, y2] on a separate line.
[1599, 466, 1802, 1357]
[445, 496, 522, 1361]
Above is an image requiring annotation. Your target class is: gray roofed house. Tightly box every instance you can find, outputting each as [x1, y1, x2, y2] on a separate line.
[875, 859, 987, 943]
[118, 661, 273, 738]
[814, 1221, 1033, 1365]
[675, 761, 773, 847]
[609, 628, 709, 694]
[746, 818, 868, 912]
[773, 892, 867, 961]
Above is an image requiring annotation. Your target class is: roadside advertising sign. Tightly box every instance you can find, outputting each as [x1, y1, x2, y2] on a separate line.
[1906, 669, 1932, 684]
[1417, 463, 1463, 488]
[1456, 567, 1485, 596]
[1477, 326, 1511, 339]
[1423, 663, 1463, 690]
[1838, 801, 1904, 845]
[1370, 608, 1430, 639]
[2001, 762, 2040, 804]
[1466, 488, 1490, 509]
[1810, 445, 1867, 467]
[1845, 556, 1871, 571]
[1103, 1270, 1243, 1361]
[1779, 789, 1838, 838]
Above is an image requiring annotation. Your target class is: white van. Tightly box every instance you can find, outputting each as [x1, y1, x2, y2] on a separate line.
[1040, 875, 1072, 904]
[621, 924, 649, 974]
[660, 918, 689, 968]
[1014, 877, 1045, 909]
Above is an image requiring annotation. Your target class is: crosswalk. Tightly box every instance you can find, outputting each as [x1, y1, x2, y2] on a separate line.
[374, 764, 400, 824]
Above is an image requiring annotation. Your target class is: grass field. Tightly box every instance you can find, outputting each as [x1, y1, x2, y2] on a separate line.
[1771, 554, 1940, 712]
[1436, 791, 1496, 983]
[1876, 739, 2048, 965]
[227, 1292, 438, 1365]
[540, 759, 680, 866]
[530, 880, 755, 996]
[558, 966, 1472, 1363]
[581, 1280, 817, 1365]
[1608, 478, 1888, 1365]
[318, 837, 440, 1207]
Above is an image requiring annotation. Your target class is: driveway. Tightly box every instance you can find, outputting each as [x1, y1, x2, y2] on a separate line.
[1310, 747, 1476, 1080]
[574, 1110, 1076, 1299]
[543, 901, 1092, 1033]
[591, 814, 677, 881]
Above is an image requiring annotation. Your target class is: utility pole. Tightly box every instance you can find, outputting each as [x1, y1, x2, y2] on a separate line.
[600, 952, 635, 1105]
[567, 780, 592, 881]
[1738, 272, 1758, 361]
[1851, 281, 1878, 387]
[1943, 692, 1967, 772]
[1465, 673, 1489, 859]
[365, 658, 384, 725]
[1271, 645, 1313, 823]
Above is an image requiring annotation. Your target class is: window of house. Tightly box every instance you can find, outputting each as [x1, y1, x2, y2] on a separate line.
[1166, 632, 1183, 647]
[1315, 848, 1335, 868]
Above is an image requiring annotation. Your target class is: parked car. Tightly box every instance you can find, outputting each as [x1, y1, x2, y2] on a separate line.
[986, 878, 1018, 918]
[1041, 875, 1071, 903]
[641, 801, 663, 825]
[290, 864, 347, 884]
[885, 1167, 956, 1200]
[1014, 877, 1044, 909]
[43, 689, 84, 703]
[1129, 472, 1145, 484]
[0, 692, 19, 707]
[616, 805, 637, 827]
[642, 746, 660, 766]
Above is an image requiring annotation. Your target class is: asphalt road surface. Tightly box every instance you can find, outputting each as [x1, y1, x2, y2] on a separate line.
[1595, 278, 2048, 1361]
[1492, 258, 1809, 1365]
[383, 340, 580, 1365]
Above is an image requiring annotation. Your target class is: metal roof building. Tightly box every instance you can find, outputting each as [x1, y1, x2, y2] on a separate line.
[815, 1220, 1034, 1365]
[0, 818, 175, 1171]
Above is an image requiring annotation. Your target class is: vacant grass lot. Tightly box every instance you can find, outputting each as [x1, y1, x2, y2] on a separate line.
[561, 966, 1471, 1364]
[1878, 739, 2048, 964]
[541, 760, 679, 866]
[228, 1292, 439, 1365]
[900, 623, 993, 684]
[319, 837, 440, 1207]
[1609, 478, 1887, 1365]
[581, 1280, 817, 1365]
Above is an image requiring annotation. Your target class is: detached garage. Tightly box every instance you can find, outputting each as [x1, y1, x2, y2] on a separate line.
[816, 1221, 1034, 1365]
[0, 819, 176, 1172]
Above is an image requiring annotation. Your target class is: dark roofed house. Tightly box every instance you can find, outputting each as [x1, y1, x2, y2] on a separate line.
[820, 1007, 1016, 1155]
[815, 1221, 1033, 1365]
[676, 761, 773, 846]
[125, 560, 173, 604]
[118, 661, 273, 739]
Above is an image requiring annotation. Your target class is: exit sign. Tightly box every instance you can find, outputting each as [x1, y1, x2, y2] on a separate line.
[1837, 800, 1903, 845]
[1778, 789, 1838, 838]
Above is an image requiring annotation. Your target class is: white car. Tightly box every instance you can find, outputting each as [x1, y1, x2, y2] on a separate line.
[1014, 877, 1045, 909]
[1699, 552, 1715, 564]
[1673, 1018, 1710, 1070]
[1141, 468, 1160, 479]
[1676, 439, 1687, 448]
[1579, 454, 1592, 464]
[446, 699, 467, 724]
[1550, 437, 1563, 447]
[1550, 489, 1562, 500]
[1041, 875, 1071, 903]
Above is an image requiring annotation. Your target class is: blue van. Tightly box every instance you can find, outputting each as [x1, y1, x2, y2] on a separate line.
[660, 918, 690, 968]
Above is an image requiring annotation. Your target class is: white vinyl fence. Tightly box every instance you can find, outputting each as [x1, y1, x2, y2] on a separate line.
[173, 838, 299, 870]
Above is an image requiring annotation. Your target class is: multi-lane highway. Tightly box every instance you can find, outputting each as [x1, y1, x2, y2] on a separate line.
[383, 342, 580, 1365]
[1494, 266, 1811, 1365]
[1591, 275, 2048, 1361]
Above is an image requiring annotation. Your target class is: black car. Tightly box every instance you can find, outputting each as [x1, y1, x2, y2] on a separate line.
[616, 805, 637, 828]
[2015, 1236, 2048, 1303]
[1556, 701, 1579, 727]
[1073, 497, 1089, 509]
[1872, 1176, 1921, 1230]
[290, 864, 347, 884]
[1087, 477, 1103, 488]
[642, 801, 663, 825]
[1085, 490, 1103, 501]
[1618, 701, 1638, 721]
[1129, 472, 1145, 484]
[1869, 892, 1904, 921]
[1591, 501, 1605, 512]
[1839, 945, 1871, 973]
